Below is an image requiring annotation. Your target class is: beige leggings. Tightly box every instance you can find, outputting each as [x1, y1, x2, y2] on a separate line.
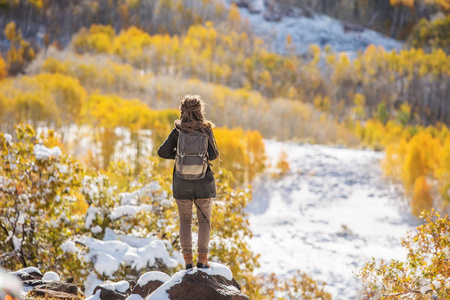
[175, 198, 212, 255]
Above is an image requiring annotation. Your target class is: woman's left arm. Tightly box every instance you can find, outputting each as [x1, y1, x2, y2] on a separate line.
[207, 129, 219, 161]
[158, 129, 177, 159]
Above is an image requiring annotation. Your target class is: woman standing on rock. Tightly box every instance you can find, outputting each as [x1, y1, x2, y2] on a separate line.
[158, 95, 219, 270]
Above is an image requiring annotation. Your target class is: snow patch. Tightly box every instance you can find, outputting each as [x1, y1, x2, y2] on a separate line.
[196, 263, 233, 281]
[34, 144, 62, 160]
[9, 267, 42, 277]
[248, 140, 419, 299]
[91, 225, 103, 234]
[84, 272, 103, 297]
[126, 295, 143, 300]
[85, 206, 99, 229]
[109, 204, 152, 220]
[4, 133, 12, 143]
[85, 289, 101, 300]
[76, 230, 179, 277]
[110, 280, 130, 293]
[61, 240, 80, 254]
[119, 182, 163, 205]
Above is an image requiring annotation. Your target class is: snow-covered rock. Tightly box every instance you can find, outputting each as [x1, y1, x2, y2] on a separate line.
[147, 263, 248, 300]
[131, 272, 170, 298]
[137, 272, 171, 287]
[42, 271, 60, 281]
[9, 267, 43, 281]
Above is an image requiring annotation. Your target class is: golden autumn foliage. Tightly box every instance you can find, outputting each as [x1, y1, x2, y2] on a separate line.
[258, 271, 332, 300]
[402, 138, 427, 191]
[0, 54, 7, 80]
[68, 22, 450, 130]
[274, 149, 290, 178]
[422, 0, 450, 11]
[3, 21, 35, 75]
[84, 94, 178, 170]
[358, 210, 450, 299]
[72, 24, 115, 54]
[411, 15, 450, 52]
[412, 176, 433, 217]
[214, 127, 266, 184]
[0, 125, 88, 281]
[390, 0, 415, 8]
[380, 124, 450, 216]
[0, 72, 87, 132]
[0, 124, 266, 294]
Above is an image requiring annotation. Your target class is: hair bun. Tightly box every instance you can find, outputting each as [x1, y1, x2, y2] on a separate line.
[180, 95, 202, 112]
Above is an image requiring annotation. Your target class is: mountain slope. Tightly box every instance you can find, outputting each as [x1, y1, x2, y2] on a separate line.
[234, 0, 403, 55]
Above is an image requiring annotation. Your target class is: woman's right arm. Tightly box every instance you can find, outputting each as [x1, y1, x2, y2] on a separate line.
[157, 129, 177, 159]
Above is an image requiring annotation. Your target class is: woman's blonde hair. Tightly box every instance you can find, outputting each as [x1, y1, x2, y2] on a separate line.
[174, 95, 214, 132]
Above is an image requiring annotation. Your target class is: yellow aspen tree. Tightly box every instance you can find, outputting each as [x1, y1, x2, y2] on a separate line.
[276, 149, 290, 177]
[246, 130, 266, 183]
[0, 54, 7, 80]
[411, 176, 433, 217]
[402, 139, 427, 192]
[228, 3, 241, 24]
[4, 21, 35, 75]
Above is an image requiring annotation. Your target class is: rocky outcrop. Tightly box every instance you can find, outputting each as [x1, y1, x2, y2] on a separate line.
[86, 263, 248, 300]
[147, 263, 249, 300]
[9, 267, 81, 300]
[8, 263, 249, 300]
[165, 271, 249, 300]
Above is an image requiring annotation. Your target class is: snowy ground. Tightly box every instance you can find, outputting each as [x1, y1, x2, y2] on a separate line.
[247, 140, 420, 299]
[233, 0, 403, 55]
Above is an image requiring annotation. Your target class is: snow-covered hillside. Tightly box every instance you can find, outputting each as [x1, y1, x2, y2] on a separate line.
[232, 0, 403, 55]
[248, 141, 419, 299]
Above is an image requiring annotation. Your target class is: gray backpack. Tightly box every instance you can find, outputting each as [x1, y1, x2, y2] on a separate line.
[175, 129, 209, 180]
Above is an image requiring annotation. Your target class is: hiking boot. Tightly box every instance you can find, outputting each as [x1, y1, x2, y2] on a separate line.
[196, 253, 210, 269]
[183, 253, 193, 270]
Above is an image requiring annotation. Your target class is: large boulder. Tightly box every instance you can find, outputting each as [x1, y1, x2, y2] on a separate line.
[131, 272, 170, 298]
[147, 263, 249, 300]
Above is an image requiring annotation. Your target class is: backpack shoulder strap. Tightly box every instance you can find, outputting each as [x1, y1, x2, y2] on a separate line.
[200, 127, 220, 171]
